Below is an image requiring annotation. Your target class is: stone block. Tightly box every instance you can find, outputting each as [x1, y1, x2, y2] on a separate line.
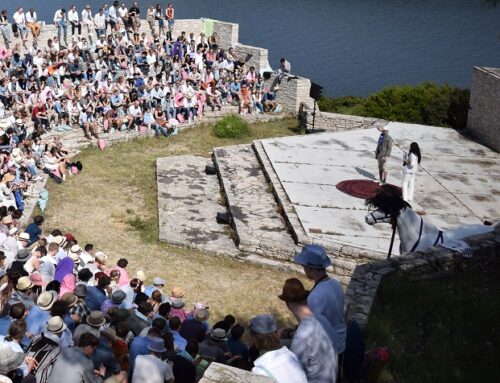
[200, 363, 274, 383]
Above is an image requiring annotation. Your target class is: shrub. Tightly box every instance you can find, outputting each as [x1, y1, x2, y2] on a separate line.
[212, 114, 250, 139]
[319, 83, 469, 130]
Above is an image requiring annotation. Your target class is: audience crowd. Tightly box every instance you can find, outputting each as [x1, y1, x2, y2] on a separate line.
[0, 3, 347, 383]
[0, 213, 346, 383]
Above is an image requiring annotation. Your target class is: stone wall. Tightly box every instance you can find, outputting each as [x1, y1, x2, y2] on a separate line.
[467, 67, 500, 153]
[263, 74, 315, 113]
[299, 103, 387, 132]
[211, 20, 239, 50]
[234, 43, 272, 73]
[345, 226, 500, 327]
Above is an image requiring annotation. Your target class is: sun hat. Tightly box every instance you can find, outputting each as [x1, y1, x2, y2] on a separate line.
[61, 292, 78, 308]
[16, 248, 30, 263]
[87, 311, 106, 327]
[211, 328, 228, 342]
[15, 119, 23, 125]
[94, 251, 108, 265]
[46, 316, 67, 334]
[68, 244, 82, 262]
[172, 298, 184, 309]
[111, 290, 126, 304]
[0, 118, 10, 129]
[53, 235, 67, 248]
[278, 278, 310, 302]
[74, 284, 88, 298]
[0, 343, 25, 374]
[9, 227, 19, 236]
[16, 276, 34, 291]
[194, 302, 209, 310]
[153, 277, 165, 286]
[250, 314, 277, 334]
[382, 125, 389, 131]
[1, 215, 13, 225]
[171, 287, 184, 298]
[11, 148, 22, 157]
[136, 270, 146, 281]
[37, 290, 57, 311]
[148, 337, 167, 353]
[293, 244, 331, 269]
[194, 308, 209, 322]
[18, 232, 30, 241]
[30, 273, 46, 287]
[2, 173, 15, 183]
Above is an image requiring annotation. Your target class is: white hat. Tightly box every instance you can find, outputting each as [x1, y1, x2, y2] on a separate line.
[46, 316, 67, 334]
[18, 232, 30, 241]
[68, 244, 82, 262]
[382, 125, 389, 131]
[136, 270, 146, 281]
[153, 277, 165, 286]
[95, 251, 108, 264]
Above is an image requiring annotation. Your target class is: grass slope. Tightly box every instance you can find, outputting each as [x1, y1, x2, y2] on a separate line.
[42, 118, 305, 325]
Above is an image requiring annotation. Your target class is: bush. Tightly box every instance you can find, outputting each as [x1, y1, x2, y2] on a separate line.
[212, 114, 250, 138]
[319, 83, 469, 130]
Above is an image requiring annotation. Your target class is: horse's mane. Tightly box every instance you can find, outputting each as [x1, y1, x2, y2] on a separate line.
[366, 185, 411, 217]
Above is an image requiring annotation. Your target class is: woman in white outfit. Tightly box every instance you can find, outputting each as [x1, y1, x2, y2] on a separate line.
[402, 142, 421, 202]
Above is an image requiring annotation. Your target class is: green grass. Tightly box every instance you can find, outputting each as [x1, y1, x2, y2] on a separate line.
[364, 259, 500, 383]
[42, 117, 305, 325]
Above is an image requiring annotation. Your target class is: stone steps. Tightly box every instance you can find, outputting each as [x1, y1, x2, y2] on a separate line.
[212, 144, 299, 260]
[157, 155, 239, 256]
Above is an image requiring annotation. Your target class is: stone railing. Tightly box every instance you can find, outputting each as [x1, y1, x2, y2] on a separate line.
[200, 363, 274, 382]
[299, 103, 387, 132]
[344, 226, 500, 327]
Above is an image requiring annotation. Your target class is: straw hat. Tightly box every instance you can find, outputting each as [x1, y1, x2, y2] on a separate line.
[61, 292, 78, 308]
[87, 311, 106, 327]
[16, 276, 34, 291]
[171, 287, 184, 298]
[94, 251, 108, 265]
[136, 270, 146, 282]
[18, 232, 30, 241]
[37, 291, 57, 311]
[0, 118, 10, 129]
[0, 344, 24, 374]
[52, 235, 67, 248]
[2, 173, 15, 183]
[194, 308, 209, 322]
[46, 316, 67, 334]
[68, 244, 82, 262]
[211, 328, 227, 342]
[1, 215, 13, 225]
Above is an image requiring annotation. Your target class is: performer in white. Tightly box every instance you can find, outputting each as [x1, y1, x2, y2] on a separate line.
[402, 142, 421, 202]
[81, 5, 93, 38]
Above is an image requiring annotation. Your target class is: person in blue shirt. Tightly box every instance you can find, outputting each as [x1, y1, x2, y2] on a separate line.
[0, 302, 26, 336]
[227, 324, 249, 360]
[25, 291, 57, 336]
[24, 215, 44, 246]
[129, 327, 160, 370]
[86, 274, 111, 311]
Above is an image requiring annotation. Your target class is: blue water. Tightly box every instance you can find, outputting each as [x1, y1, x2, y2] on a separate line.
[4, 0, 500, 96]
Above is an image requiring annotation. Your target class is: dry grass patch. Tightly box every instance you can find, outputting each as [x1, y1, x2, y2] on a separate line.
[42, 118, 308, 325]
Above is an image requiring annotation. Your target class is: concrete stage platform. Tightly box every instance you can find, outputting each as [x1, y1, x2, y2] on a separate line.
[259, 122, 500, 255]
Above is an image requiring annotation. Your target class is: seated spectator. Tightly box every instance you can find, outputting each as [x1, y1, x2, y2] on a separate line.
[179, 308, 208, 343]
[227, 324, 249, 360]
[127, 302, 153, 336]
[250, 314, 307, 383]
[199, 328, 228, 364]
[132, 337, 174, 383]
[168, 316, 187, 351]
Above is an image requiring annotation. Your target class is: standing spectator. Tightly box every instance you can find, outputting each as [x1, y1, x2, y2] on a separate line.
[94, 9, 106, 38]
[25, 8, 41, 43]
[81, 5, 94, 38]
[402, 142, 421, 202]
[293, 245, 346, 356]
[0, 10, 10, 48]
[25, 215, 44, 246]
[250, 314, 307, 383]
[165, 4, 174, 41]
[374, 125, 393, 185]
[128, 2, 141, 33]
[12, 8, 28, 48]
[53, 8, 68, 45]
[68, 5, 82, 37]
[279, 278, 338, 382]
[48, 332, 105, 383]
[132, 337, 174, 383]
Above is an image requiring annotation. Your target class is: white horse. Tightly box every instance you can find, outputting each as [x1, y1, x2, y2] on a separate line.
[364, 186, 497, 254]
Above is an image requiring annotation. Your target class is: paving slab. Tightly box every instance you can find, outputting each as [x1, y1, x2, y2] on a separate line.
[213, 145, 298, 259]
[157, 156, 239, 256]
[258, 122, 500, 256]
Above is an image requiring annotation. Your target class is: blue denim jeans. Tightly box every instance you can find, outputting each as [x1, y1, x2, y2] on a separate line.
[57, 21, 68, 40]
